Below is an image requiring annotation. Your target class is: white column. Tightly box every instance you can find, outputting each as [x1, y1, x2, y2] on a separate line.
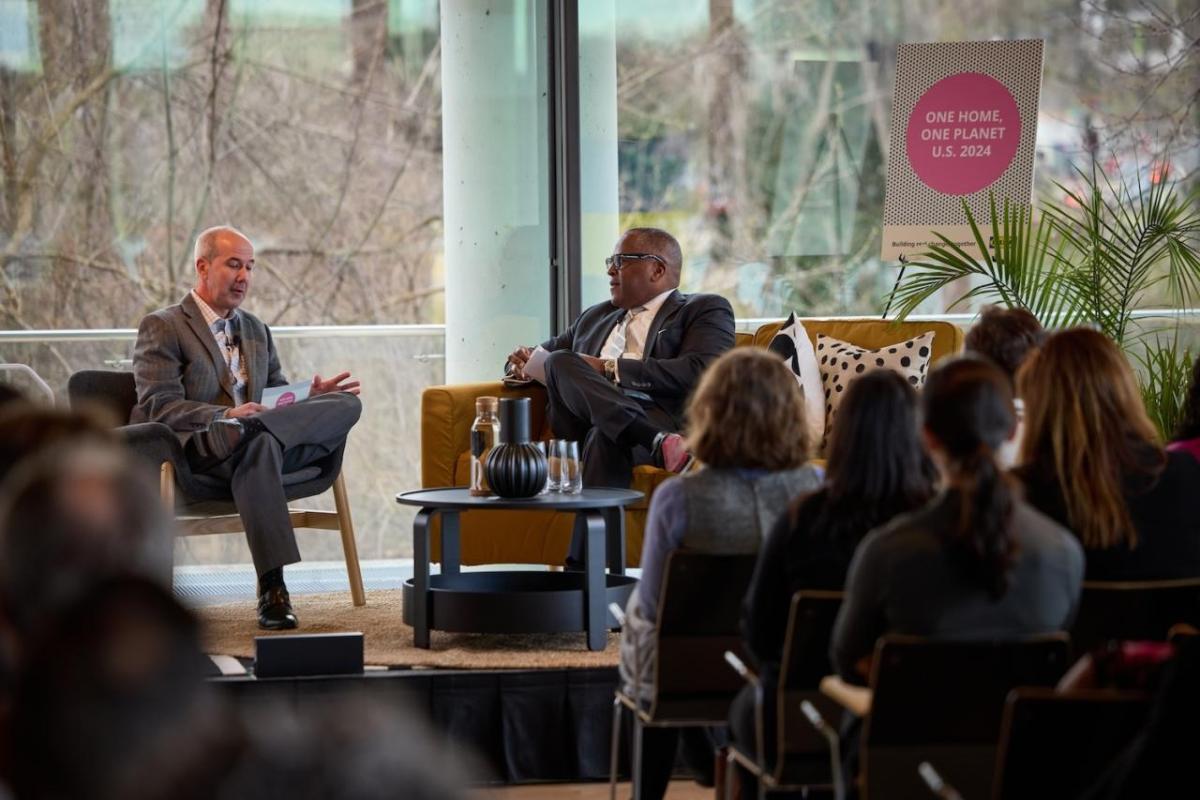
[578, 1, 620, 308]
[442, 0, 550, 383]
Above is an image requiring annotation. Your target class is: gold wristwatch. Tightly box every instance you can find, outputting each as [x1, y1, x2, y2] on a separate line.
[603, 358, 618, 383]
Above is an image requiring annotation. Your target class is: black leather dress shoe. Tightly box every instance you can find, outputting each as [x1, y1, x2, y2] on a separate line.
[257, 586, 298, 630]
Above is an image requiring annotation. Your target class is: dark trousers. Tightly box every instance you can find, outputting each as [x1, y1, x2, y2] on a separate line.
[543, 351, 676, 563]
[187, 391, 362, 577]
[638, 726, 722, 800]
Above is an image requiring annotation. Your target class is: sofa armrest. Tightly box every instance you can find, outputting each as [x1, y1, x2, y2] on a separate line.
[420, 381, 548, 488]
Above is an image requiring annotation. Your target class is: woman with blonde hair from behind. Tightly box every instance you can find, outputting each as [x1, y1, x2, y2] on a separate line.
[618, 347, 822, 800]
[1015, 328, 1200, 580]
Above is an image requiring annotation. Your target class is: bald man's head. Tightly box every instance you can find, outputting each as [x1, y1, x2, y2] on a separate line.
[193, 226, 254, 316]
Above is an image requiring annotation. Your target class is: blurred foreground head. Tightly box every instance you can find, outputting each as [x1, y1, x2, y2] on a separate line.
[11, 577, 233, 800]
[0, 404, 116, 487]
[0, 441, 173, 639]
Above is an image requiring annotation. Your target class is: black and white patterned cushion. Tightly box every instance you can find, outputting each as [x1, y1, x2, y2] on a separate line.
[816, 331, 936, 443]
[766, 312, 824, 448]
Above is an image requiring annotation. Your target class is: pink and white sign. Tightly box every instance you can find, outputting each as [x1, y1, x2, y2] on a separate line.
[883, 40, 1043, 262]
[905, 73, 1021, 196]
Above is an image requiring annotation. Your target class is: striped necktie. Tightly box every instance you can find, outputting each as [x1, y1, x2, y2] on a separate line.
[212, 318, 246, 404]
[601, 306, 646, 360]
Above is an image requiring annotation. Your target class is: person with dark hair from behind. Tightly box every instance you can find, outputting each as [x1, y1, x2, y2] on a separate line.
[0, 442, 177, 793]
[1168, 353, 1200, 462]
[729, 370, 936, 795]
[1015, 328, 1200, 581]
[831, 357, 1084, 684]
[10, 578, 480, 800]
[963, 306, 1045, 467]
[617, 348, 822, 800]
[9, 577, 236, 800]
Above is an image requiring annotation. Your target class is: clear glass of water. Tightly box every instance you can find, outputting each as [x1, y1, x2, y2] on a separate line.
[546, 438, 562, 492]
[559, 439, 582, 494]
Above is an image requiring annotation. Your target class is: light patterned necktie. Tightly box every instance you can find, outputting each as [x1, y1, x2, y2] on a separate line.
[601, 306, 646, 360]
[212, 318, 246, 404]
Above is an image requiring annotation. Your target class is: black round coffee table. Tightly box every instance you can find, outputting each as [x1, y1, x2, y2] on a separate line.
[395, 487, 643, 651]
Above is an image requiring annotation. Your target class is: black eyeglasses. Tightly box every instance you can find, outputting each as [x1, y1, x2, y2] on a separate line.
[604, 253, 667, 271]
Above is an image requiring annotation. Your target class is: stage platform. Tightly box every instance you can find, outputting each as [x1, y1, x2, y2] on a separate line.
[186, 562, 641, 784]
[212, 664, 625, 783]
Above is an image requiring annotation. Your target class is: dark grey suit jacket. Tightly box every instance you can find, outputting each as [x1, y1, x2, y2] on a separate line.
[539, 290, 735, 421]
[131, 293, 287, 444]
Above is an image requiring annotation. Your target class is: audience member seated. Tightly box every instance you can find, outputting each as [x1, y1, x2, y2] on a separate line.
[1078, 635, 1199, 799]
[617, 347, 822, 800]
[0, 441, 174, 643]
[0, 439, 176, 792]
[1167, 353, 1200, 462]
[728, 369, 936, 793]
[8, 577, 480, 800]
[963, 306, 1045, 467]
[8, 577, 235, 800]
[831, 357, 1084, 684]
[1015, 328, 1200, 581]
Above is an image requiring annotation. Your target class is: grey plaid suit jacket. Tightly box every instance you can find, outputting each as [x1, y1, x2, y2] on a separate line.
[131, 293, 287, 444]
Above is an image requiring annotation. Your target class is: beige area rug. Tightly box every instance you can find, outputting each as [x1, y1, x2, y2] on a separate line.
[195, 589, 620, 670]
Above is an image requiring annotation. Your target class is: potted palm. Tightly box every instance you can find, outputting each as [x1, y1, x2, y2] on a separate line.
[889, 162, 1200, 438]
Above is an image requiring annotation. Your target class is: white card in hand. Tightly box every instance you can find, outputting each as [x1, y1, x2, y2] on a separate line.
[262, 380, 311, 409]
[522, 346, 550, 384]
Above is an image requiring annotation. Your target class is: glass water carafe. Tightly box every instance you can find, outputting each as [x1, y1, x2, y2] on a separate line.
[469, 396, 500, 496]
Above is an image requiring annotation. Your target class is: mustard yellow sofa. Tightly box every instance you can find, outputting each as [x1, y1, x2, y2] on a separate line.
[420, 317, 963, 567]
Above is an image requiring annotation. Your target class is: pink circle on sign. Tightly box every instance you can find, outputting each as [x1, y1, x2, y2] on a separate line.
[905, 72, 1021, 196]
[277, 392, 296, 407]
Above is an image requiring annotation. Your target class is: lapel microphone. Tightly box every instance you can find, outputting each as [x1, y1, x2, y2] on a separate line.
[226, 314, 242, 351]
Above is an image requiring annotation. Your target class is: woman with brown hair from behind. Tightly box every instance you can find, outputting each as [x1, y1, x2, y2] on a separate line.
[617, 347, 823, 800]
[1015, 328, 1200, 580]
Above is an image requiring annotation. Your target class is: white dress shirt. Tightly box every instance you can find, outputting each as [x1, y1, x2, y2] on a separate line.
[191, 289, 248, 405]
[601, 288, 676, 383]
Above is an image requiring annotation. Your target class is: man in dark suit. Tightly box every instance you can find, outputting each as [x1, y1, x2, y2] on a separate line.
[506, 227, 735, 492]
[131, 226, 361, 629]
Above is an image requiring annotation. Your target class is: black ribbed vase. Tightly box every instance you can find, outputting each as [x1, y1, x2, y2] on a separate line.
[485, 397, 548, 498]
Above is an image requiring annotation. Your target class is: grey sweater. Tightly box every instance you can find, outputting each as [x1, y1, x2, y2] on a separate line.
[831, 492, 1084, 683]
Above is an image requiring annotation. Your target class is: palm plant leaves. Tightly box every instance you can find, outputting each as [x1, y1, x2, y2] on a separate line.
[891, 163, 1200, 347]
[888, 195, 1088, 327]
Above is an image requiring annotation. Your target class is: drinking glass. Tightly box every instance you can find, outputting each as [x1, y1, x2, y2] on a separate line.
[559, 440, 582, 494]
[546, 439, 562, 492]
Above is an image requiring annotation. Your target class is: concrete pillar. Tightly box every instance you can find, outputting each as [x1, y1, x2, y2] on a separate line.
[442, 0, 550, 383]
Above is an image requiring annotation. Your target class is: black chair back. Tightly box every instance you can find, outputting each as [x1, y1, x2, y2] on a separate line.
[649, 551, 757, 720]
[1072, 578, 1200, 654]
[863, 634, 1071, 800]
[67, 370, 137, 424]
[773, 590, 844, 785]
[992, 688, 1150, 800]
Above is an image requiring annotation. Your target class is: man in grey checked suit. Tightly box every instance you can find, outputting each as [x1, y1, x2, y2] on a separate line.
[131, 226, 361, 629]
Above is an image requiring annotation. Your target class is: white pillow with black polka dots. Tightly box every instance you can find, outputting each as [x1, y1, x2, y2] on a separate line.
[816, 331, 936, 443]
